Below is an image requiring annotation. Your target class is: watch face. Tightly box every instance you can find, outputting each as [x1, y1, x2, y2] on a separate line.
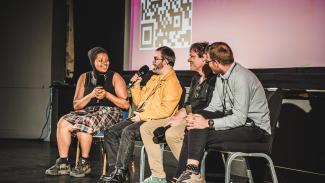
[209, 119, 214, 127]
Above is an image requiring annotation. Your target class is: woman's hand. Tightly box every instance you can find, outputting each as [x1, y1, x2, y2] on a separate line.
[90, 87, 106, 100]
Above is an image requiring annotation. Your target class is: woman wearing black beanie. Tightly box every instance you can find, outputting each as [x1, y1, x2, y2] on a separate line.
[45, 47, 129, 178]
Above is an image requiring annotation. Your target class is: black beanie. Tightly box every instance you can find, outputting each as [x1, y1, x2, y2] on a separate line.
[87, 47, 108, 69]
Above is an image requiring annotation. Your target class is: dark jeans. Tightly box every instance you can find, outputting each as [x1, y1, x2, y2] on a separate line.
[104, 118, 144, 171]
[175, 126, 268, 177]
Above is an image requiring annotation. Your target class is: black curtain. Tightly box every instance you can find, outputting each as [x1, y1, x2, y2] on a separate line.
[73, 0, 125, 83]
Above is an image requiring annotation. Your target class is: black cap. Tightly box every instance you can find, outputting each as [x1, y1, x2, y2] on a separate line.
[87, 47, 108, 69]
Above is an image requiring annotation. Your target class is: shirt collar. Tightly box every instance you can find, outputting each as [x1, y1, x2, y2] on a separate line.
[220, 62, 236, 80]
[161, 69, 175, 81]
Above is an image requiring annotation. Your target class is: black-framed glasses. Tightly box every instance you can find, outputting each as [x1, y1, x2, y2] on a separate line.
[153, 57, 164, 62]
[205, 59, 215, 64]
[153, 57, 165, 63]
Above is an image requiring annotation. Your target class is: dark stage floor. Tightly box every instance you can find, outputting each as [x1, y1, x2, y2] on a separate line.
[0, 139, 324, 183]
[0, 139, 182, 183]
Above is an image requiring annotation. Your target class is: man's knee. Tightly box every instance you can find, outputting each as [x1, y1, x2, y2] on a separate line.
[140, 122, 153, 136]
[104, 127, 119, 141]
[121, 125, 137, 139]
[165, 127, 184, 143]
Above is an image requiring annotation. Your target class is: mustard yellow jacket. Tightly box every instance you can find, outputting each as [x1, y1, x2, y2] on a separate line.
[131, 69, 182, 121]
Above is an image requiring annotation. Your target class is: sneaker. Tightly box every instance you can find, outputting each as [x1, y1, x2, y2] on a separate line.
[45, 158, 71, 176]
[69, 158, 91, 177]
[171, 177, 178, 183]
[176, 170, 205, 183]
[99, 169, 129, 183]
[143, 176, 167, 183]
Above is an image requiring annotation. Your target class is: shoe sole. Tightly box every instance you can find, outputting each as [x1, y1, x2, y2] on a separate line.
[45, 170, 70, 176]
[69, 168, 91, 177]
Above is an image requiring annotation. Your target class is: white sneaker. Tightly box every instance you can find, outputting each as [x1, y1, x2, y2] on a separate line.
[176, 170, 205, 183]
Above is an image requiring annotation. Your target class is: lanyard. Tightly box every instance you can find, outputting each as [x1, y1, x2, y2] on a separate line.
[219, 63, 237, 113]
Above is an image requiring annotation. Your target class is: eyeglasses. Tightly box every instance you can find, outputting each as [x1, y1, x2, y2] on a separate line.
[153, 57, 164, 62]
[205, 59, 215, 64]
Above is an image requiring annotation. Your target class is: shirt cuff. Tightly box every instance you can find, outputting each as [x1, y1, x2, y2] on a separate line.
[212, 118, 227, 130]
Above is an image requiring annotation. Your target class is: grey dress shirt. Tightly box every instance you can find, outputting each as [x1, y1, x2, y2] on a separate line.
[204, 62, 271, 134]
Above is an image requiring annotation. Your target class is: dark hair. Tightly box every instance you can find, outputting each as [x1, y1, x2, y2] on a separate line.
[190, 42, 209, 58]
[206, 42, 234, 65]
[156, 46, 176, 67]
[87, 47, 108, 68]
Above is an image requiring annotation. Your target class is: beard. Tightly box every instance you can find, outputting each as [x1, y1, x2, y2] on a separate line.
[152, 62, 164, 73]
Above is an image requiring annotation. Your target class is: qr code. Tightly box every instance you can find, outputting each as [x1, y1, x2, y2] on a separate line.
[140, 0, 192, 50]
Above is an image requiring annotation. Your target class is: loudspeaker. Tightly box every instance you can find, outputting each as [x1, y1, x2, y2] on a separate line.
[50, 82, 75, 142]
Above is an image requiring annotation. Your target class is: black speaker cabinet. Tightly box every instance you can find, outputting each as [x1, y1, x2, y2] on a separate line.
[50, 83, 75, 142]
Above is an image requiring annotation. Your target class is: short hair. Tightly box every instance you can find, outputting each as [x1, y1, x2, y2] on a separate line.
[87, 47, 109, 68]
[206, 42, 234, 65]
[156, 46, 176, 67]
[190, 42, 209, 58]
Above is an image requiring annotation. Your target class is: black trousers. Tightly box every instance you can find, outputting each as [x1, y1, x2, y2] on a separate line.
[175, 126, 268, 178]
[103, 118, 144, 171]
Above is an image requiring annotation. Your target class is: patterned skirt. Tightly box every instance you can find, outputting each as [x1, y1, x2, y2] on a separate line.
[63, 106, 122, 135]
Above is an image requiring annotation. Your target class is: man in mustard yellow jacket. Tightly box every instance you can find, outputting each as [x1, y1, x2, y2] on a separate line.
[100, 46, 182, 183]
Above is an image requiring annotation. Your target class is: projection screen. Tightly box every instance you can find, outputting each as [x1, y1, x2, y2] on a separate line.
[125, 0, 325, 70]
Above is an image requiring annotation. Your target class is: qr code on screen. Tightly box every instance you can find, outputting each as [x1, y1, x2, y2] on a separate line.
[140, 0, 192, 50]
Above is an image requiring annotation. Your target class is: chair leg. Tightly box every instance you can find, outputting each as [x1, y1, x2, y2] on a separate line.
[139, 145, 146, 183]
[160, 143, 164, 163]
[225, 152, 240, 183]
[139, 143, 165, 182]
[221, 153, 226, 165]
[200, 151, 208, 179]
[225, 152, 278, 183]
[263, 154, 278, 183]
[101, 141, 107, 176]
[244, 158, 254, 183]
[76, 140, 80, 164]
[131, 159, 136, 181]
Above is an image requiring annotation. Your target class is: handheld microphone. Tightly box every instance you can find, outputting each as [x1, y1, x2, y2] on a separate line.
[96, 74, 105, 87]
[95, 74, 105, 103]
[128, 65, 149, 88]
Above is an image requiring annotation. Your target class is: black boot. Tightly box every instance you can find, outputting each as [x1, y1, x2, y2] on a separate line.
[100, 168, 129, 183]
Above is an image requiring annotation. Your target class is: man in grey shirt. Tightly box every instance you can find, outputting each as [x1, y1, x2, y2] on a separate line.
[175, 42, 270, 183]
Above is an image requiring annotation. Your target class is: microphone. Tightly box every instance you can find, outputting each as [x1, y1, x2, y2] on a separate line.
[128, 65, 149, 88]
[96, 74, 105, 87]
[95, 74, 105, 103]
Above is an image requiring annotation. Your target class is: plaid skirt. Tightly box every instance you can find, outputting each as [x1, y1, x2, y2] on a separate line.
[63, 106, 122, 135]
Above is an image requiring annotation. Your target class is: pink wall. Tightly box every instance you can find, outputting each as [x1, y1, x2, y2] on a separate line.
[129, 0, 325, 70]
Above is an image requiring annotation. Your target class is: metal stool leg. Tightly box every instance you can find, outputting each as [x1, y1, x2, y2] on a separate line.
[76, 140, 80, 164]
[139, 143, 166, 182]
[244, 158, 254, 183]
[160, 143, 164, 163]
[264, 154, 278, 183]
[225, 152, 237, 183]
[139, 145, 146, 183]
[101, 141, 107, 176]
[200, 151, 208, 179]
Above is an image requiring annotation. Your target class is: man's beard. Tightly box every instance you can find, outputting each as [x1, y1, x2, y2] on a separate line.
[152, 62, 164, 73]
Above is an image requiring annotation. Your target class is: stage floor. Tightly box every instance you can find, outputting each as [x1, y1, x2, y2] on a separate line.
[0, 139, 324, 183]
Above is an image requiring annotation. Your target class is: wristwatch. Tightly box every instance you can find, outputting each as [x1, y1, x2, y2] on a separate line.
[208, 119, 214, 128]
